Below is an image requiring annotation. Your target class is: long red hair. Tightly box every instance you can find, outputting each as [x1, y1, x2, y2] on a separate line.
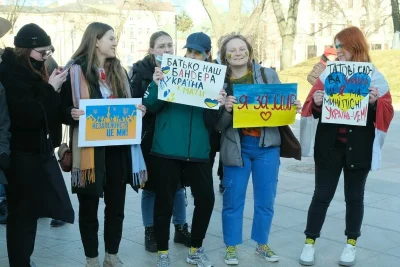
[334, 26, 371, 62]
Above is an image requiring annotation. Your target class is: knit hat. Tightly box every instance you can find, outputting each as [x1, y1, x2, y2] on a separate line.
[324, 47, 337, 56]
[183, 32, 211, 53]
[0, 17, 12, 38]
[14, 23, 51, 48]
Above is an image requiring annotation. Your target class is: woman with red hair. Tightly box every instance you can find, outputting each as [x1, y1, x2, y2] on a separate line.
[299, 27, 394, 266]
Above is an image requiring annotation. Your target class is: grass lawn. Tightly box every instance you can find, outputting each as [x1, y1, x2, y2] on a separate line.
[279, 50, 400, 103]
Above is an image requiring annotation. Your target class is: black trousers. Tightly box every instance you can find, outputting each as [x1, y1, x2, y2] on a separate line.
[78, 147, 127, 258]
[6, 151, 44, 267]
[305, 141, 369, 239]
[6, 183, 38, 267]
[153, 156, 215, 251]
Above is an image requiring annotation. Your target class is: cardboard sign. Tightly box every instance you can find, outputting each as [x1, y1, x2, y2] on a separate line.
[158, 54, 227, 109]
[233, 83, 298, 128]
[78, 99, 142, 147]
[321, 61, 372, 126]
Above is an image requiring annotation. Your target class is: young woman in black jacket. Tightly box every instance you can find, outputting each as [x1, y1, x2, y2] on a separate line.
[0, 23, 69, 267]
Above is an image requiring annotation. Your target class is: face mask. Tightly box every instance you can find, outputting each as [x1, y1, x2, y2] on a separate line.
[155, 54, 163, 63]
[30, 57, 45, 71]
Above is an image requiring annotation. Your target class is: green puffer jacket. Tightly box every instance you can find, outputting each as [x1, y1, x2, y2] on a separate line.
[143, 81, 217, 162]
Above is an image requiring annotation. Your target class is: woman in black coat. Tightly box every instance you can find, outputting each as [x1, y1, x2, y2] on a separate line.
[0, 24, 70, 267]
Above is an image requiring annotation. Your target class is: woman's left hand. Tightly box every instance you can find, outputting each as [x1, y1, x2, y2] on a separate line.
[294, 100, 302, 114]
[218, 89, 227, 105]
[369, 86, 379, 105]
[137, 104, 147, 117]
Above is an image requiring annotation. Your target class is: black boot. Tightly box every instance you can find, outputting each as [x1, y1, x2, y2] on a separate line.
[144, 226, 157, 252]
[174, 223, 191, 247]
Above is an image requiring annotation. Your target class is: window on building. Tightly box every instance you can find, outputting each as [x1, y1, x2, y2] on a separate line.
[348, 0, 353, 8]
[327, 22, 332, 36]
[307, 45, 317, 59]
[311, 0, 316, 10]
[318, 23, 323, 36]
[130, 42, 134, 53]
[360, 20, 366, 32]
[374, 20, 380, 33]
[129, 16, 134, 21]
[138, 28, 142, 35]
[310, 23, 315, 35]
[130, 28, 134, 39]
[371, 44, 382, 50]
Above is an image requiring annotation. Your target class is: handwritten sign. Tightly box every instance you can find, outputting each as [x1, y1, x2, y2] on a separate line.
[158, 54, 227, 109]
[233, 83, 298, 128]
[78, 99, 142, 147]
[321, 61, 372, 126]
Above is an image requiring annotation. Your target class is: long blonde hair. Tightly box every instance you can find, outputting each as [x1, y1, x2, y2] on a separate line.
[72, 22, 127, 98]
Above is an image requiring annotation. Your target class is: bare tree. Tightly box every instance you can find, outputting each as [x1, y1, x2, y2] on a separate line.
[200, 0, 267, 40]
[270, 0, 300, 70]
[392, 0, 400, 32]
[4, 0, 27, 33]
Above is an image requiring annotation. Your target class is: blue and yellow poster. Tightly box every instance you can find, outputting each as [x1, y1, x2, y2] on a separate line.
[233, 83, 298, 128]
[321, 61, 372, 126]
[78, 99, 142, 147]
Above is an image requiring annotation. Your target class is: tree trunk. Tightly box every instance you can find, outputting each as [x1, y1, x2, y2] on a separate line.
[392, 0, 400, 32]
[281, 35, 295, 70]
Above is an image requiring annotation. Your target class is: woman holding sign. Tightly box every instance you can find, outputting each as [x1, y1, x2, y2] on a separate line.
[60, 22, 147, 267]
[217, 34, 302, 265]
[299, 27, 394, 266]
[144, 32, 218, 267]
[129, 31, 191, 252]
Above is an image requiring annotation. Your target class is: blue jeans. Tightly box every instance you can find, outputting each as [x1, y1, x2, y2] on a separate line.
[222, 135, 280, 246]
[0, 184, 5, 203]
[141, 187, 186, 227]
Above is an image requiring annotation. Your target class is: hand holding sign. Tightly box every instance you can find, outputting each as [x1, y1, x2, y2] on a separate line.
[321, 61, 373, 126]
[158, 54, 227, 109]
[233, 83, 298, 128]
[313, 90, 324, 106]
[368, 86, 379, 105]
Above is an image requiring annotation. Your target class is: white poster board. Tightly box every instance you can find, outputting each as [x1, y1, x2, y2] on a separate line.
[321, 61, 372, 126]
[158, 54, 227, 109]
[78, 98, 142, 147]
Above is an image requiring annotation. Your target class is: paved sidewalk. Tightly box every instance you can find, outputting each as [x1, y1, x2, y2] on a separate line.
[1, 109, 399, 267]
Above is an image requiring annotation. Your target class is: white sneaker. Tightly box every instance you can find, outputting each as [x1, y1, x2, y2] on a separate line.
[103, 253, 123, 267]
[86, 257, 100, 267]
[339, 244, 356, 266]
[299, 244, 315, 266]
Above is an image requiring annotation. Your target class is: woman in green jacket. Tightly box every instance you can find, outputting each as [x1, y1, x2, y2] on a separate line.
[144, 32, 217, 267]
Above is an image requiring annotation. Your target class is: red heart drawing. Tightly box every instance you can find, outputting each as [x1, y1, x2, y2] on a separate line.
[260, 111, 272, 121]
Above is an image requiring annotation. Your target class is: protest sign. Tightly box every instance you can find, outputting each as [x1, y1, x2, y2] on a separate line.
[78, 98, 142, 147]
[158, 54, 227, 109]
[321, 61, 372, 126]
[233, 83, 298, 128]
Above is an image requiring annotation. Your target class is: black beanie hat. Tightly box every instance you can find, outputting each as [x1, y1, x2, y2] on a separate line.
[14, 23, 51, 48]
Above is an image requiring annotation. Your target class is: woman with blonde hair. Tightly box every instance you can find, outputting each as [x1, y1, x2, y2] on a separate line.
[217, 34, 302, 265]
[61, 22, 146, 267]
[299, 26, 394, 266]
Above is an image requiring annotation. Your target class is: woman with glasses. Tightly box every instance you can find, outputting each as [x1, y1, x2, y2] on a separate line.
[144, 32, 217, 267]
[299, 27, 394, 266]
[129, 31, 191, 253]
[0, 23, 69, 267]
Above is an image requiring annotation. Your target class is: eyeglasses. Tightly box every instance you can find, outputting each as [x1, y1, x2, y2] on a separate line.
[33, 49, 53, 59]
[186, 48, 203, 56]
[335, 44, 343, 50]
